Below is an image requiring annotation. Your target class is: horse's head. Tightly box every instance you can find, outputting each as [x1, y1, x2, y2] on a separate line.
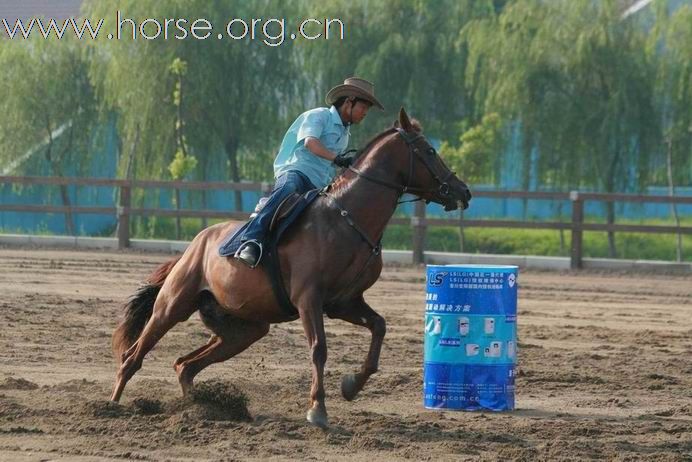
[391, 108, 472, 211]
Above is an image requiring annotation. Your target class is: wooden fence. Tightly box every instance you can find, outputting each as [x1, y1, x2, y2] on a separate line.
[2, 175, 692, 269]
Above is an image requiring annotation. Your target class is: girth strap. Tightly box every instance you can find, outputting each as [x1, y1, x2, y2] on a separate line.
[265, 239, 299, 319]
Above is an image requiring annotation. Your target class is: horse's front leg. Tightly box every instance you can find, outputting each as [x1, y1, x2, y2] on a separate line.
[297, 291, 329, 428]
[327, 296, 386, 401]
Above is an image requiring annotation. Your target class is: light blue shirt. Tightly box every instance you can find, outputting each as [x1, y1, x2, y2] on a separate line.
[273, 105, 351, 188]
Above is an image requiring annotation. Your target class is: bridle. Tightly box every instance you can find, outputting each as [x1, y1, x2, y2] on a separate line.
[319, 128, 462, 291]
[347, 128, 456, 204]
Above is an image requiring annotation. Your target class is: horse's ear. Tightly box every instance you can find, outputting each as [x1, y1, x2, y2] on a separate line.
[392, 119, 400, 129]
[398, 107, 413, 132]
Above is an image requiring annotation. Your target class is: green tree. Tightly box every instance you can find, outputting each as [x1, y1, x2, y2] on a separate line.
[442, 113, 504, 185]
[464, 0, 659, 256]
[648, 1, 692, 261]
[169, 57, 198, 238]
[0, 35, 97, 234]
[441, 112, 504, 251]
[83, 0, 300, 214]
[303, 0, 495, 144]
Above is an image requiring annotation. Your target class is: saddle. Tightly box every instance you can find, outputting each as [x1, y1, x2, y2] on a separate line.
[218, 189, 322, 318]
[269, 193, 304, 233]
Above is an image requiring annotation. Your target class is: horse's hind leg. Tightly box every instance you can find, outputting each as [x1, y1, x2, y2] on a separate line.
[173, 335, 218, 372]
[174, 293, 269, 395]
[326, 296, 386, 401]
[110, 288, 198, 402]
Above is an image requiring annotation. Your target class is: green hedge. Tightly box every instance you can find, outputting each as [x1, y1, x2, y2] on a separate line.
[382, 220, 692, 262]
[3, 216, 690, 262]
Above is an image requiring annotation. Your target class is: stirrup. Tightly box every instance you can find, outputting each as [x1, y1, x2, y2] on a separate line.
[234, 240, 263, 268]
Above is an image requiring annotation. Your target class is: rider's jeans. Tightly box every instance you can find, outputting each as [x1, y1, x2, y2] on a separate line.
[240, 170, 316, 244]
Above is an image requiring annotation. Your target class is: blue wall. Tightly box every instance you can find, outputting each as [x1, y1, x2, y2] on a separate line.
[0, 118, 120, 235]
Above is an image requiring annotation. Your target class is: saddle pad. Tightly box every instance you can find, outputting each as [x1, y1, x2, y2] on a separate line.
[218, 189, 321, 257]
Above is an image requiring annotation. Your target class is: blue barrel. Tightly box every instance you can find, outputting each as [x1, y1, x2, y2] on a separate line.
[423, 264, 518, 411]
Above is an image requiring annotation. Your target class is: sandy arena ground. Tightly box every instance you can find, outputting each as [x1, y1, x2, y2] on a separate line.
[0, 247, 690, 461]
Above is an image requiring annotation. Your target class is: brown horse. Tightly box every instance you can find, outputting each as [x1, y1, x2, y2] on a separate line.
[110, 108, 471, 428]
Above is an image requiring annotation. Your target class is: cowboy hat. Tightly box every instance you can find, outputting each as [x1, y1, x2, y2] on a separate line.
[325, 77, 385, 111]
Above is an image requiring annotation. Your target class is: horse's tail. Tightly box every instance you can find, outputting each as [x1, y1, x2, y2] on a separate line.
[112, 256, 181, 363]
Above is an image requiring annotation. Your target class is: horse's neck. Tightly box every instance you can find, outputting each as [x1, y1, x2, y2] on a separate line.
[330, 137, 405, 242]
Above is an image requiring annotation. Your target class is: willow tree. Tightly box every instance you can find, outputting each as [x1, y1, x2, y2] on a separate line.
[647, 1, 692, 261]
[84, 0, 178, 181]
[0, 35, 97, 234]
[464, 0, 659, 257]
[83, 0, 300, 213]
[301, 0, 496, 144]
[169, 57, 198, 238]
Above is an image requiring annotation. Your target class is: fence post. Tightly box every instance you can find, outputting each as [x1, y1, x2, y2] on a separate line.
[412, 201, 427, 264]
[117, 182, 131, 249]
[570, 191, 583, 269]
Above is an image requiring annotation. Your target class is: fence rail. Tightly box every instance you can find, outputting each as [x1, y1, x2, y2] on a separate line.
[1, 175, 691, 268]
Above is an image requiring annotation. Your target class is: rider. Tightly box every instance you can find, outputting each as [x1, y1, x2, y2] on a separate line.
[235, 77, 385, 268]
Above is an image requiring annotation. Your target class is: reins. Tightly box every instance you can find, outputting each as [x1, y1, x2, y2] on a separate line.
[346, 128, 455, 205]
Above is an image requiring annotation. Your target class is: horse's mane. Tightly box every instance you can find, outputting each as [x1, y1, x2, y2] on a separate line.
[354, 118, 424, 164]
[331, 119, 425, 188]
[355, 128, 398, 162]
[328, 130, 397, 190]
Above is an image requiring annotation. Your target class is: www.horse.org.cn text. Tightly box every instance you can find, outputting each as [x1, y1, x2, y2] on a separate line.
[2, 11, 346, 46]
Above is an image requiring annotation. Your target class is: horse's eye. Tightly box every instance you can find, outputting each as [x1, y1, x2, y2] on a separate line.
[428, 148, 436, 156]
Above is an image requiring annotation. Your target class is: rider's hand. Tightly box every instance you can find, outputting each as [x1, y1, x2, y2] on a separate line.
[333, 153, 353, 168]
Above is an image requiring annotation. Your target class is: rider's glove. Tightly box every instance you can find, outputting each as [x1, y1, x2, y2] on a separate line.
[333, 153, 353, 168]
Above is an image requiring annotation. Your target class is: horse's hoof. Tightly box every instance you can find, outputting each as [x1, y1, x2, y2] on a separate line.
[306, 407, 329, 429]
[341, 374, 359, 401]
[175, 366, 193, 397]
